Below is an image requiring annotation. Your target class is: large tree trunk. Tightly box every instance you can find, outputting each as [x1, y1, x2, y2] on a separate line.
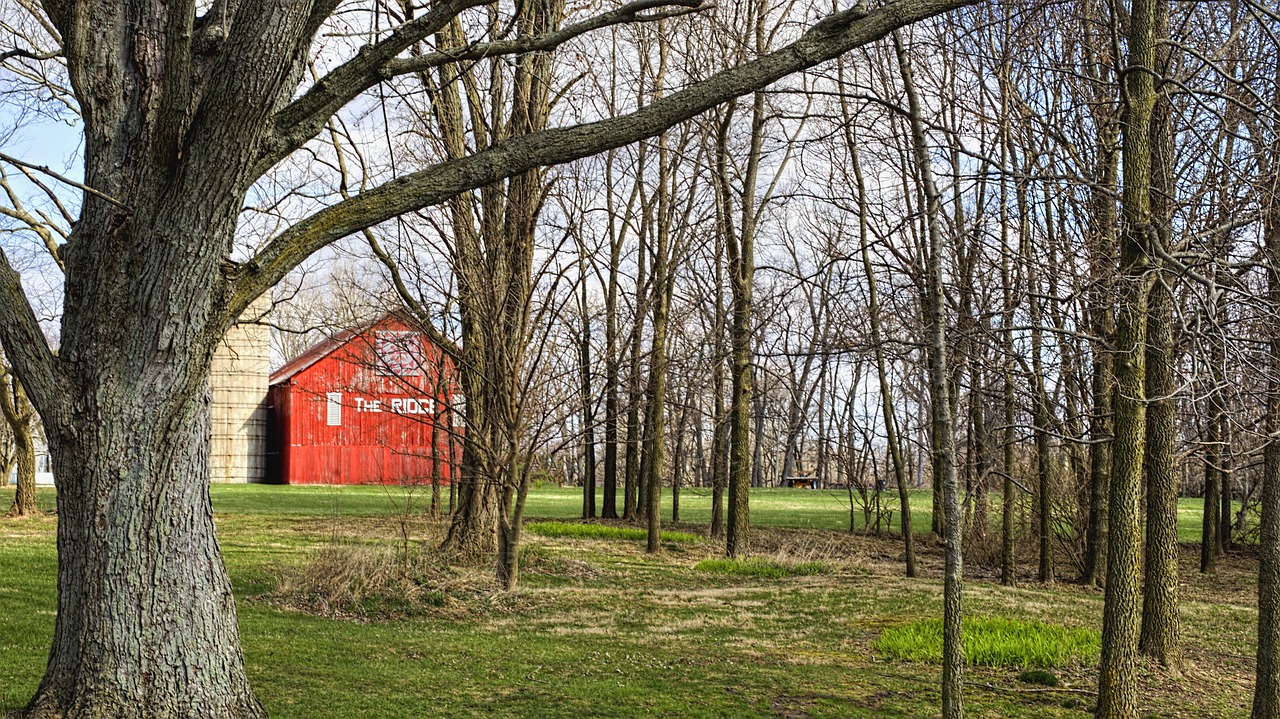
[8, 2, 321, 712]
[28, 375, 264, 719]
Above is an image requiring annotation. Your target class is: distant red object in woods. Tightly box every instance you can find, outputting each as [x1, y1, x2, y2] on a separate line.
[266, 314, 462, 485]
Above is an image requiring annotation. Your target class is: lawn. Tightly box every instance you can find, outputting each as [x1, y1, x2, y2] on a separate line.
[0, 483, 1259, 718]
[203, 482, 1237, 543]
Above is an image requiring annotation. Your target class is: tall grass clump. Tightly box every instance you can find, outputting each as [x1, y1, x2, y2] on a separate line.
[694, 557, 829, 578]
[525, 521, 698, 543]
[875, 617, 1101, 669]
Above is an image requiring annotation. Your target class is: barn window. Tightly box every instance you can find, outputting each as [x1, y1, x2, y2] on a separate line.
[450, 395, 466, 427]
[375, 331, 425, 376]
[326, 392, 342, 426]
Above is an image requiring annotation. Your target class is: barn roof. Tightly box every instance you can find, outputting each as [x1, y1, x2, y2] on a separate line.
[268, 324, 365, 386]
[269, 311, 460, 387]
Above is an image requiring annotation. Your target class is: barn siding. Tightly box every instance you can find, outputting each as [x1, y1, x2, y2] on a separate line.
[267, 316, 459, 486]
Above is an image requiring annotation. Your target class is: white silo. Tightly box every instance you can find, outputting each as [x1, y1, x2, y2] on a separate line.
[210, 297, 271, 483]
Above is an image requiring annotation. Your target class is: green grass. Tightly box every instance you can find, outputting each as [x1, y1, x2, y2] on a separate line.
[874, 617, 1102, 669]
[1, 483, 1243, 544]
[693, 557, 829, 578]
[525, 521, 698, 543]
[0, 483, 1260, 718]
[192, 483, 1238, 543]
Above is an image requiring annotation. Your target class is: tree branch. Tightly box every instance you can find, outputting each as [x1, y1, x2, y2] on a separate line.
[0, 248, 64, 425]
[230, 0, 974, 319]
[381, 0, 707, 82]
[0, 151, 129, 209]
[257, 0, 494, 174]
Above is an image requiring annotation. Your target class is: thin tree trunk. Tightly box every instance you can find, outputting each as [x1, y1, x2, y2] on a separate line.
[1096, 0, 1158, 710]
[1252, 132, 1280, 718]
[1202, 383, 1223, 574]
[644, 112, 673, 553]
[996, 55, 1018, 586]
[1139, 280, 1182, 667]
[579, 250, 597, 520]
[624, 217, 648, 521]
[1023, 179, 1053, 584]
[0, 365, 37, 518]
[724, 84, 764, 557]
[894, 31, 962, 719]
[673, 385, 693, 523]
[602, 143, 624, 520]
[844, 82, 915, 574]
[1138, 4, 1181, 663]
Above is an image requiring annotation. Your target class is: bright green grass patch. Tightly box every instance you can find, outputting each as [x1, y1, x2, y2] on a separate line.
[525, 521, 698, 543]
[875, 617, 1101, 669]
[693, 557, 828, 578]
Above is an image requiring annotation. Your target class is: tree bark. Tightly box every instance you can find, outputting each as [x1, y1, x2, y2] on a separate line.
[579, 250, 597, 520]
[30, 403, 264, 719]
[1139, 279, 1181, 668]
[1138, 2, 1180, 663]
[1253, 158, 1280, 719]
[644, 87, 673, 551]
[0, 365, 37, 518]
[894, 30, 962, 719]
[1096, 0, 1158, 711]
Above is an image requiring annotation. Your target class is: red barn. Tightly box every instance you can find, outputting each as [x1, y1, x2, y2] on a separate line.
[266, 314, 461, 485]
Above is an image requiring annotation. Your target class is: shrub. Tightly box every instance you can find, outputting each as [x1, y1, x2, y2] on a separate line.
[272, 544, 473, 619]
[874, 617, 1101, 669]
[525, 521, 698, 544]
[693, 557, 830, 578]
[1018, 669, 1059, 686]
